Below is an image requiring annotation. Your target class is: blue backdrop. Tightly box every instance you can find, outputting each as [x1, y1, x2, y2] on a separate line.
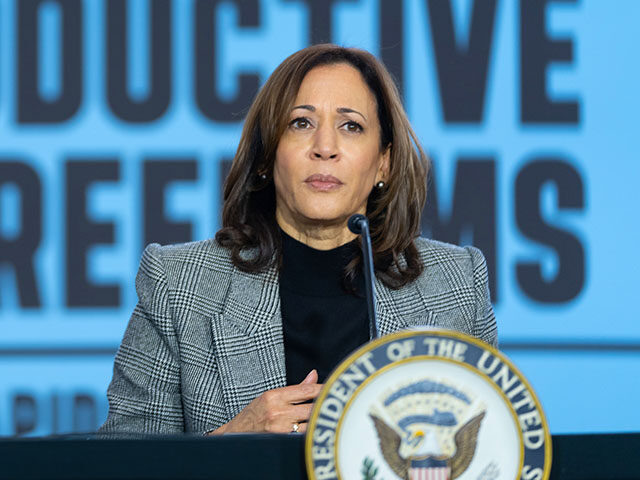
[1, 0, 639, 436]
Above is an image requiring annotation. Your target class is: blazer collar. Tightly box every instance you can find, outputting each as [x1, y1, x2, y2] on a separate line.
[375, 276, 436, 336]
[221, 261, 434, 340]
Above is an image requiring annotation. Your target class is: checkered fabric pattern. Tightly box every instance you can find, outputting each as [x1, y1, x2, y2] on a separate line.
[98, 238, 497, 434]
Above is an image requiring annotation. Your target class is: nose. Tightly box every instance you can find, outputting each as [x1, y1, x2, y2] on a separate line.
[311, 122, 338, 160]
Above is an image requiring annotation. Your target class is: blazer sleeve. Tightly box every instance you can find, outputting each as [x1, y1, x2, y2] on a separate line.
[464, 246, 498, 348]
[99, 244, 185, 434]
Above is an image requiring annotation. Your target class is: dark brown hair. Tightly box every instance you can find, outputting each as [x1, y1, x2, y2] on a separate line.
[215, 44, 429, 289]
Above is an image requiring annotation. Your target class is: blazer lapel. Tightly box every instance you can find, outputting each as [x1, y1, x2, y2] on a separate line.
[375, 277, 436, 336]
[211, 264, 287, 419]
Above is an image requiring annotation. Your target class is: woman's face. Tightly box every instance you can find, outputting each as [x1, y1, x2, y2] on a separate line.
[273, 63, 389, 238]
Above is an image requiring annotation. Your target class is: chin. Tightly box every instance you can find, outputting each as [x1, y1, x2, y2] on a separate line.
[292, 194, 365, 226]
[299, 207, 351, 225]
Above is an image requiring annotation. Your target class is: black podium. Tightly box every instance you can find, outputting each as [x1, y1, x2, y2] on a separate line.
[1, 433, 639, 480]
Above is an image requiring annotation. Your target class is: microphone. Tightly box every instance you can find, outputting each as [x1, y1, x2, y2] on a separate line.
[348, 214, 378, 339]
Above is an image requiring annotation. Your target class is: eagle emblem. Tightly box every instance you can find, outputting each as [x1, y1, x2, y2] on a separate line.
[369, 379, 485, 480]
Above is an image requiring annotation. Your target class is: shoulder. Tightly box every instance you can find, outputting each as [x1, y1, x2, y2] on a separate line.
[142, 238, 234, 271]
[377, 238, 494, 340]
[137, 239, 236, 309]
[412, 238, 496, 346]
[408, 237, 490, 302]
[413, 237, 486, 274]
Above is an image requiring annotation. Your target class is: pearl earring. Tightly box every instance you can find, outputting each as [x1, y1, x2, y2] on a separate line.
[259, 173, 267, 180]
[376, 181, 385, 188]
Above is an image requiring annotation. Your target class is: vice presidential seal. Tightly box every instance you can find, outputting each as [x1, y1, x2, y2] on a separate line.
[305, 330, 551, 480]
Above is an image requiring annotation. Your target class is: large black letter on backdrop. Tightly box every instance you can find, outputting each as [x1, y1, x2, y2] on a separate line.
[379, 0, 404, 97]
[520, 0, 579, 124]
[195, 0, 260, 122]
[17, 0, 82, 123]
[13, 395, 37, 435]
[0, 162, 42, 307]
[515, 159, 584, 302]
[427, 0, 498, 123]
[107, 0, 172, 122]
[422, 159, 497, 300]
[65, 160, 120, 307]
[284, 0, 357, 44]
[144, 159, 197, 247]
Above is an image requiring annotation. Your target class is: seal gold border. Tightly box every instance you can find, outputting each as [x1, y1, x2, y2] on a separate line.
[305, 329, 552, 480]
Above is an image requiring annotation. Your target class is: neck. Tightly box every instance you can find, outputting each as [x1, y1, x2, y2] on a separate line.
[276, 212, 358, 250]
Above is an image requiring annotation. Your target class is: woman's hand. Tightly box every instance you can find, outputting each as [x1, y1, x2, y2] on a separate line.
[209, 369, 322, 434]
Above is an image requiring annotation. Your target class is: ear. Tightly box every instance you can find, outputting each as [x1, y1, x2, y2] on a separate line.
[376, 143, 391, 183]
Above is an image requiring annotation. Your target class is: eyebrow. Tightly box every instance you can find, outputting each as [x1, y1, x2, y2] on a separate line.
[291, 104, 367, 122]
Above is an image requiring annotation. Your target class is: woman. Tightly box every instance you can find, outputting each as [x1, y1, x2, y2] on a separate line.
[99, 44, 497, 436]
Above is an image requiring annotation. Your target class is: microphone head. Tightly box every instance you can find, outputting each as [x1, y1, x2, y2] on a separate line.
[348, 214, 367, 234]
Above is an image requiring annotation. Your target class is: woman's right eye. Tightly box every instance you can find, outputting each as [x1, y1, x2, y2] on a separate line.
[290, 117, 311, 129]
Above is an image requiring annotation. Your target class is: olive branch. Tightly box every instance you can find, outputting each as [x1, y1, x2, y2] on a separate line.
[361, 456, 381, 480]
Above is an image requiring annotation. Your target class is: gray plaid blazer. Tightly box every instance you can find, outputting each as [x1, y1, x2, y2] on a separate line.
[99, 238, 497, 434]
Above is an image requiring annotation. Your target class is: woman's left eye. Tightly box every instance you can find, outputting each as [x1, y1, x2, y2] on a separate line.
[342, 121, 363, 133]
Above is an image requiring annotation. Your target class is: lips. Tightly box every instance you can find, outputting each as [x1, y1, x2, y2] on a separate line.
[304, 174, 343, 191]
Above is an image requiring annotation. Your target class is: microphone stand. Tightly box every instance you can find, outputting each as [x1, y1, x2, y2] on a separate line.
[348, 214, 379, 339]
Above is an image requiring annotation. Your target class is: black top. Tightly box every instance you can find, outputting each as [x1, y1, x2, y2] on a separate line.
[279, 231, 369, 385]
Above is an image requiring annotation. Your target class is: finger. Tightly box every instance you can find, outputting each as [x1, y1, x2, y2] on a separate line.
[267, 411, 310, 434]
[289, 402, 314, 422]
[265, 403, 314, 434]
[300, 369, 318, 385]
[266, 421, 300, 434]
[280, 382, 324, 403]
[284, 417, 311, 434]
